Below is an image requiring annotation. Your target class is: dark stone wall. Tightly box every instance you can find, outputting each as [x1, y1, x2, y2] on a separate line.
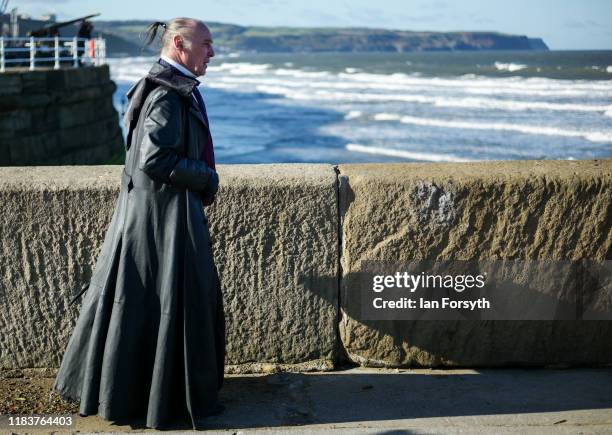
[0, 65, 123, 166]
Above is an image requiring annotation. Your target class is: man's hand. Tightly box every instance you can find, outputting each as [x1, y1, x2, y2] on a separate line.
[201, 169, 219, 206]
[202, 193, 216, 206]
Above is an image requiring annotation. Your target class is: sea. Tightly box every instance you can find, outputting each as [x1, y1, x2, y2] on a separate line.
[107, 51, 612, 164]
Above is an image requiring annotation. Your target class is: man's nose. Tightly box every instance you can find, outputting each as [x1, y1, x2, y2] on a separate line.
[209, 45, 215, 58]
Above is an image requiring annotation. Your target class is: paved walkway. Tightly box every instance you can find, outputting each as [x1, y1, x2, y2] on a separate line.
[4, 367, 612, 433]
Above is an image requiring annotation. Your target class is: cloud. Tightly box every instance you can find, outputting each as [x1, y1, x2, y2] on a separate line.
[565, 19, 605, 29]
[399, 13, 446, 23]
[345, 7, 392, 26]
[419, 1, 449, 10]
[14, 0, 70, 3]
[239, 0, 289, 7]
[297, 8, 352, 27]
[468, 13, 495, 25]
[334, 4, 446, 29]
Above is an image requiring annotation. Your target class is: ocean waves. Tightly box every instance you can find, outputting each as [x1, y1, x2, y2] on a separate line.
[373, 113, 612, 143]
[212, 75, 612, 98]
[250, 85, 612, 113]
[346, 143, 473, 162]
[494, 62, 527, 72]
[107, 54, 612, 163]
[212, 70, 612, 95]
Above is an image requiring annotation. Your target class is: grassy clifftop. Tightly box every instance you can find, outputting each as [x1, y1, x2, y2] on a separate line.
[93, 20, 548, 56]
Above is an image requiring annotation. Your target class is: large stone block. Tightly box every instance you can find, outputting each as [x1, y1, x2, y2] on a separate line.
[57, 98, 115, 129]
[0, 73, 22, 96]
[0, 74, 114, 111]
[0, 164, 339, 370]
[338, 160, 612, 367]
[57, 114, 122, 151]
[0, 166, 121, 370]
[0, 110, 31, 136]
[19, 70, 48, 94]
[46, 65, 109, 91]
[14, 107, 59, 136]
[8, 132, 59, 165]
[64, 132, 123, 164]
[0, 66, 120, 166]
[0, 143, 11, 165]
[0, 93, 51, 112]
[207, 164, 339, 365]
[52, 82, 116, 105]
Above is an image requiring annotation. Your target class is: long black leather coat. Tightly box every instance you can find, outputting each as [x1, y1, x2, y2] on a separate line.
[53, 62, 225, 430]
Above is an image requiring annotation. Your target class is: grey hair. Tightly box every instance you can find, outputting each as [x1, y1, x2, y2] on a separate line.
[143, 17, 204, 52]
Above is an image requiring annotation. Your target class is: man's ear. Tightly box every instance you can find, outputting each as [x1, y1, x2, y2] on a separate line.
[172, 34, 183, 50]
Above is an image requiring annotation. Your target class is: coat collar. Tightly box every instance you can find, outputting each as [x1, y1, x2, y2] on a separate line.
[159, 55, 198, 79]
[147, 62, 199, 98]
[124, 62, 204, 150]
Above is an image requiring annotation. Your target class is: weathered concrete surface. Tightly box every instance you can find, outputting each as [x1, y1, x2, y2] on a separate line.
[3, 368, 612, 433]
[0, 66, 123, 165]
[1, 160, 611, 372]
[0, 164, 339, 371]
[338, 160, 612, 367]
[206, 164, 339, 367]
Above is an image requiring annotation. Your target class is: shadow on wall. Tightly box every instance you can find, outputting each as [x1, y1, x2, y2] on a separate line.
[336, 166, 612, 368]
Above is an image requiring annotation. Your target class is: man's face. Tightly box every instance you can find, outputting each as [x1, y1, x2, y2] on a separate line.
[179, 24, 215, 77]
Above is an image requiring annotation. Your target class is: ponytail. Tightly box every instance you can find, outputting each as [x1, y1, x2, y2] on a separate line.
[142, 18, 202, 53]
[142, 21, 167, 48]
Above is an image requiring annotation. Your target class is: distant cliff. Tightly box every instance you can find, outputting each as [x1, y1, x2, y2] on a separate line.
[93, 20, 549, 56]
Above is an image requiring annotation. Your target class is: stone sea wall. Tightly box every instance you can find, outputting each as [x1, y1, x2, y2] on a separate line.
[0, 160, 610, 372]
[338, 161, 611, 368]
[0, 66, 123, 165]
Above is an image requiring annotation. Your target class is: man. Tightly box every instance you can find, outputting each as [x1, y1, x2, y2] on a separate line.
[76, 20, 93, 65]
[53, 18, 225, 430]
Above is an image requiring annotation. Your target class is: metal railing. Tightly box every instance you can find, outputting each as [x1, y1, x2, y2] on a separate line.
[0, 36, 106, 72]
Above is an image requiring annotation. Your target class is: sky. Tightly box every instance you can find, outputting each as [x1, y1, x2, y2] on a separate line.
[10, 0, 612, 50]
